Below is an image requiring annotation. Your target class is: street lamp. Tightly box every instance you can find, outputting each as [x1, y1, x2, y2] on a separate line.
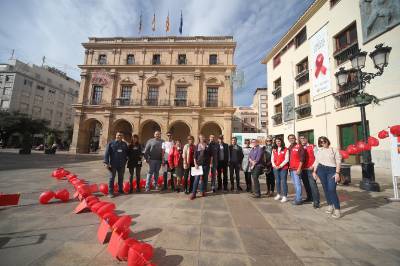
[335, 43, 392, 192]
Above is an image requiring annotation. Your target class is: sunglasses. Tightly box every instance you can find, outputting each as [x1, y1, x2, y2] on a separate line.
[319, 140, 327, 144]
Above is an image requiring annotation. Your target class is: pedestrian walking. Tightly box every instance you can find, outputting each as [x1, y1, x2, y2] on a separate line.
[168, 139, 184, 192]
[144, 131, 164, 191]
[127, 134, 143, 193]
[103, 131, 129, 198]
[272, 137, 289, 203]
[313, 136, 342, 218]
[229, 136, 244, 192]
[299, 135, 320, 208]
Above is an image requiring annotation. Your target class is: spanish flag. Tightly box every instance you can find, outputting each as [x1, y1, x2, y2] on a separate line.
[166, 13, 170, 32]
[152, 13, 156, 32]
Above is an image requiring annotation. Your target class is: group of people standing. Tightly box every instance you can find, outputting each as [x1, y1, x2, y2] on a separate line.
[103, 130, 343, 219]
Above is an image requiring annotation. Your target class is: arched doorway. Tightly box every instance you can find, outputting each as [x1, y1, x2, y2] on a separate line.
[200, 122, 222, 139]
[112, 119, 133, 143]
[140, 120, 161, 145]
[77, 119, 102, 153]
[169, 121, 191, 144]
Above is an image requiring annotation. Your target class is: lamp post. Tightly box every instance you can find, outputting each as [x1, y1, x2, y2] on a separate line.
[335, 43, 392, 192]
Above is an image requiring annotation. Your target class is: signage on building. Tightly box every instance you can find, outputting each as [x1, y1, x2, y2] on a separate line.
[283, 94, 294, 122]
[91, 69, 111, 86]
[310, 25, 331, 97]
[233, 133, 266, 147]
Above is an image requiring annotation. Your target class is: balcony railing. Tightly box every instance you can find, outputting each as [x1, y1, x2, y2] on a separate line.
[174, 99, 187, 106]
[295, 70, 309, 87]
[334, 42, 359, 65]
[205, 100, 231, 107]
[272, 87, 282, 99]
[271, 113, 282, 125]
[113, 98, 138, 106]
[295, 103, 312, 119]
[333, 87, 359, 109]
[83, 99, 110, 106]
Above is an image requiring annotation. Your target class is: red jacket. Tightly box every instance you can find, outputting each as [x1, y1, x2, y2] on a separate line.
[289, 144, 305, 170]
[273, 148, 289, 169]
[303, 144, 315, 169]
[168, 146, 183, 168]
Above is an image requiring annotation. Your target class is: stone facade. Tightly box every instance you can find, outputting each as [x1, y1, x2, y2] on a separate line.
[70, 36, 236, 153]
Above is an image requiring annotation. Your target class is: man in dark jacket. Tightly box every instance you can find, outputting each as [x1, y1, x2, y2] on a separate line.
[208, 134, 219, 193]
[217, 135, 229, 192]
[103, 131, 129, 198]
[229, 136, 244, 192]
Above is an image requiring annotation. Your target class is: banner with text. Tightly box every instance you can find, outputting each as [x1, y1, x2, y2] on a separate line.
[310, 25, 331, 97]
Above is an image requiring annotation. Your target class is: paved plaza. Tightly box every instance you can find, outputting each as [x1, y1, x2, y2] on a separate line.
[0, 150, 399, 266]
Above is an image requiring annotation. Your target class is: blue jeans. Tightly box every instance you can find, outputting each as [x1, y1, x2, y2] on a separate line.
[192, 165, 209, 196]
[146, 160, 162, 189]
[109, 167, 125, 194]
[317, 164, 340, 209]
[290, 170, 302, 202]
[273, 168, 288, 196]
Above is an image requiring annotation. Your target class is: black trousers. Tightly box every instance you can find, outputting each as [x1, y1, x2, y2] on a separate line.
[229, 163, 241, 189]
[266, 170, 275, 192]
[301, 170, 313, 200]
[217, 161, 228, 190]
[184, 167, 194, 192]
[128, 166, 141, 191]
[244, 172, 252, 190]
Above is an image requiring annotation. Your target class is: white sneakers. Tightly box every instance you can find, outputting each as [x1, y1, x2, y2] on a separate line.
[332, 209, 341, 219]
[325, 205, 334, 214]
[273, 194, 287, 203]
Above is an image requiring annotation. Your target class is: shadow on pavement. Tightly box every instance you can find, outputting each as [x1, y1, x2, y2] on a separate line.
[130, 228, 162, 240]
[0, 233, 46, 249]
[152, 247, 184, 266]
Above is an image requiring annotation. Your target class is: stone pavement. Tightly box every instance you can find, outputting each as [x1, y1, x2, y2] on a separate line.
[0, 150, 399, 266]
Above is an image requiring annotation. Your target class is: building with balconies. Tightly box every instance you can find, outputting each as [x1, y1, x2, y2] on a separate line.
[262, 0, 400, 169]
[70, 36, 236, 153]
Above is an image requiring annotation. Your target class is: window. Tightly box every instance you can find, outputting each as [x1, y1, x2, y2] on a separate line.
[296, 58, 308, 74]
[261, 103, 267, 108]
[127, 54, 135, 65]
[335, 23, 357, 53]
[34, 95, 43, 105]
[147, 87, 158, 105]
[273, 54, 281, 68]
[5, 75, 13, 82]
[91, 85, 103, 105]
[121, 86, 132, 99]
[2, 87, 11, 96]
[296, 57, 309, 87]
[244, 118, 248, 123]
[32, 106, 41, 117]
[152, 54, 161, 65]
[250, 128, 255, 132]
[260, 95, 267, 100]
[244, 127, 248, 132]
[298, 130, 314, 145]
[330, 0, 341, 8]
[250, 118, 255, 123]
[175, 87, 187, 106]
[274, 103, 282, 114]
[261, 111, 267, 117]
[45, 109, 53, 119]
[98, 54, 107, 65]
[261, 121, 267, 128]
[298, 90, 310, 105]
[178, 54, 187, 65]
[0, 100, 10, 109]
[37, 85, 45, 91]
[48, 89, 56, 94]
[19, 103, 29, 113]
[209, 54, 218, 65]
[295, 27, 307, 48]
[24, 79, 33, 87]
[206, 87, 218, 107]
[273, 78, 282, 99]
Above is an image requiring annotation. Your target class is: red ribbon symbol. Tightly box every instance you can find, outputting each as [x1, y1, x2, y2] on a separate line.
[315, 53, 327, 78]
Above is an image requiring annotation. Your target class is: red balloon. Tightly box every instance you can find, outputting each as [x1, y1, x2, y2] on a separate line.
[368, 136, 379, 147]
[378, 130, 389, 139]
[39, 190, 55, 204]
[97, 203, 116, 217]
[99, 183, 109, 195]
[390, 125, 400, 136]
[88, 199, 100, 207]
[118, 238, 140, 261]
[123, 182, 131, 194]
[55, 189, 69, 202]
[140, 179, 146, 189]
[112, 215, 132, 233]
[346, 144, 360, 155]
[339, 150, 349, 159]
[91, 201, 108, 212]
[114, 183, 119, 193]
[132, 180, 138, 189]
[130, 242, 153, 261]
[85, 195, 98, 203]
[128, 247, 147, 266]
[103, 212, 119, 226]
[77, 184, 92, 198]
[157, 177, 163, 187]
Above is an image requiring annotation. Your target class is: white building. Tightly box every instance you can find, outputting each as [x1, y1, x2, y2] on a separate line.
[0, 59, 80, 131]
[262, 0, 400, 169]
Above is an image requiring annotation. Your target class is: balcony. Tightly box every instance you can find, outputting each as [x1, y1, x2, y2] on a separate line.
[334, 42, 359, 65]
[272, 87, 282, 99]
[333, 87, 359, 109]
[177, 58, 187, 65]
[205, 100, 230, 108]
[295, 70, 309, 87]
[295, 103, 312, 119]
[271, 113, 282, 126]
[83, 99, 110, 106]
[113, 98, 137, 106]
[174, 99, 187, 106]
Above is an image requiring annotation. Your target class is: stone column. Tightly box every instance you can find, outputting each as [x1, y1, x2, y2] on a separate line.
[191, 112, 200, 137]
[69, 112, 84, 154]
[132, 112, 141, 135]
[193, 69, 201, 106]
[225, 69, 233, 107]
[223, 113, 233, 139]
[100, 113, 112, 153]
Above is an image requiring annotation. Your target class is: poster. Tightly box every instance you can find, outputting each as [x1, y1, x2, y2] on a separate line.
[390, 133, 400, 177]
[309, 25, 331, 97]
[232, 133, 266, 147]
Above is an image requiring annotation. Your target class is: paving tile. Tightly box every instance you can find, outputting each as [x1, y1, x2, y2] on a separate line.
[169, 209, 202, 225]
[201, 210, 233, 227]
[155, 225, 200, 251]
[198, 251, 251, 266]
[249, 255, 304, 266]
[226, 197, 272, 229]
[200, 226, 244, 253]
[152, 248, 198, 266]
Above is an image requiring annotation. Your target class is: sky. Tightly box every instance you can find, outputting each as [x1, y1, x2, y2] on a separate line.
[0, 0, 314, 106]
